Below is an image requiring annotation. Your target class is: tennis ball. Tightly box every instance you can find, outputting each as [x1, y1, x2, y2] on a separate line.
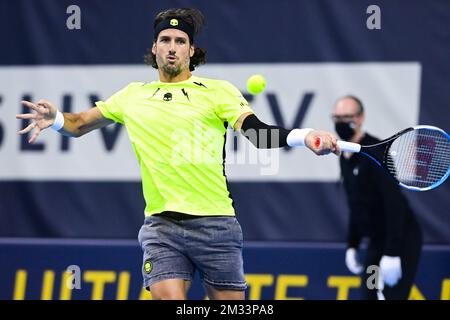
[246, 74, 266, 95]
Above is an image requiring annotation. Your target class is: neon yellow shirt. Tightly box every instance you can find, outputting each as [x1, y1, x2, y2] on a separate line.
[96, 75, 253, 216]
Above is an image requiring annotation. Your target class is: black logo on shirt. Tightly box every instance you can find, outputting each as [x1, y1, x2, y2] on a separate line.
[163, 93, 172, 101]
[181, 88, 190, 101]
[151, 88, 160, 98]
[193, 81, 207, 88]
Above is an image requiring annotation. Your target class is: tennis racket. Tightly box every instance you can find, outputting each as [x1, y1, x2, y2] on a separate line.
[317, 125, 450, 191]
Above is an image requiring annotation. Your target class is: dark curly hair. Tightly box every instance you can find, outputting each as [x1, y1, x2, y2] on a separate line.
[144, 8, 207, 71]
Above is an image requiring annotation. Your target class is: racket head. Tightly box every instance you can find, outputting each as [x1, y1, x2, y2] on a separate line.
[384, 125, 450, 191]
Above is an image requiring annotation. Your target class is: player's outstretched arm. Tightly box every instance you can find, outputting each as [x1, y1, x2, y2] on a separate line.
[236, 112, 340, 156]
[17, 100, 113, 143]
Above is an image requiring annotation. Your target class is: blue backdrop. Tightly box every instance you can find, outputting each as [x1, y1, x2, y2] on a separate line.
[0, 0, 449, 243]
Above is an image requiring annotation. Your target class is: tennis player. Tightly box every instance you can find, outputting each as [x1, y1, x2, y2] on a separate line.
[17, 8, 339, 300]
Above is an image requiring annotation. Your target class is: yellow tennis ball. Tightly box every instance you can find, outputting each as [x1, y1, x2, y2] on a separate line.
[246, 74, 266, 95]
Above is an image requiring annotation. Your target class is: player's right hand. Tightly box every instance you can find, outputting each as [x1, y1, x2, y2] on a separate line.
[305, 130, 340, 156]
[16, 100, 58, 143]
[345, 247, 364, 274]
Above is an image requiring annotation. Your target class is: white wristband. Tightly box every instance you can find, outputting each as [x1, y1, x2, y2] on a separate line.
[286, 128, 314, 147]
[50, 110, 65, 131]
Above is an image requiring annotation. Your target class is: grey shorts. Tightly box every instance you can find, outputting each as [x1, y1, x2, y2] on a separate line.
[137, 213, 246, 291]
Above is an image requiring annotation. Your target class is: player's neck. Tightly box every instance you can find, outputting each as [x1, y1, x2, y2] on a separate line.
[158, 70, 192, 83]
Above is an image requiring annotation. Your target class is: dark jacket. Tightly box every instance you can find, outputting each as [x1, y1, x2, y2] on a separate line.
[340, 133, 416, 256]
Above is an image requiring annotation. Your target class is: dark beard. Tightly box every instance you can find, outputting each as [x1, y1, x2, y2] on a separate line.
[161, 63, 182, 78]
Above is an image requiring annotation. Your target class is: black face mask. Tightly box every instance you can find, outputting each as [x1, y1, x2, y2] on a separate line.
[335, 122, 356, 140]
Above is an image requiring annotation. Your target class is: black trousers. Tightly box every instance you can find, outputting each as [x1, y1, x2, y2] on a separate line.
[360, 220, 423, 300]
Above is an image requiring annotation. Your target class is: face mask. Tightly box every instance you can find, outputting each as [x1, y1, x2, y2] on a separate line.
[335, 122, 356, 140]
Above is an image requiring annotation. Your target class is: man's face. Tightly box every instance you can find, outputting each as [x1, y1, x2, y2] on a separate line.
[332, 98, 364, 129]
[152, 29, 195, 77]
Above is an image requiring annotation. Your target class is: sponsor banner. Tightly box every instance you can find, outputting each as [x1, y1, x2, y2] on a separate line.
[0, 239, 448, 300]
[0, 63, 421, 181]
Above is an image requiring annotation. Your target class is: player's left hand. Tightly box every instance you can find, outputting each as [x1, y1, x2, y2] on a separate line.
[16, 100, 58, 143]
[380, 255, 402, 287]
[305, 130, 341, 156]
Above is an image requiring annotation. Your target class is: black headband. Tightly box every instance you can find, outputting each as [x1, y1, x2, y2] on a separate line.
[154, 17, 194, 43]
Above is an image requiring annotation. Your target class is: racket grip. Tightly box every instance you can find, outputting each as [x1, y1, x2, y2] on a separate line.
[337, 141, 361, 153]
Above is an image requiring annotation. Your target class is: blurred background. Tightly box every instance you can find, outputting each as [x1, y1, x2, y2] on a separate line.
[0, 0, 449, 299]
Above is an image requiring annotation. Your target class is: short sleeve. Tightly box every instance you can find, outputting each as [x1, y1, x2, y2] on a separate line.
[95, 84, 133, 124]
[215, 81, 254, 128]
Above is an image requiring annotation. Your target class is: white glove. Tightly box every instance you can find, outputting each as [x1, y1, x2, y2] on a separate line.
[379, 255, 402, 287]
[345, 248, 363, 274]
[377, 273, 385, 300]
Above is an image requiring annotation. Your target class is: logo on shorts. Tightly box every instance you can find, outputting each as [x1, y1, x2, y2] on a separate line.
[144, 260, 153, 274]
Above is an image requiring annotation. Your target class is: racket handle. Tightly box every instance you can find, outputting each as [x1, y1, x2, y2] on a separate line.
[314, 137, 361, 153]
[337, 141, 361, 153]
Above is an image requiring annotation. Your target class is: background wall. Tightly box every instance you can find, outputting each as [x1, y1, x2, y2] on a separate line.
[1, 0, 449, 243]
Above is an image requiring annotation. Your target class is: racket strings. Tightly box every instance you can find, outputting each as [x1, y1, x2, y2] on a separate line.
[386, 128, 450, 189]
